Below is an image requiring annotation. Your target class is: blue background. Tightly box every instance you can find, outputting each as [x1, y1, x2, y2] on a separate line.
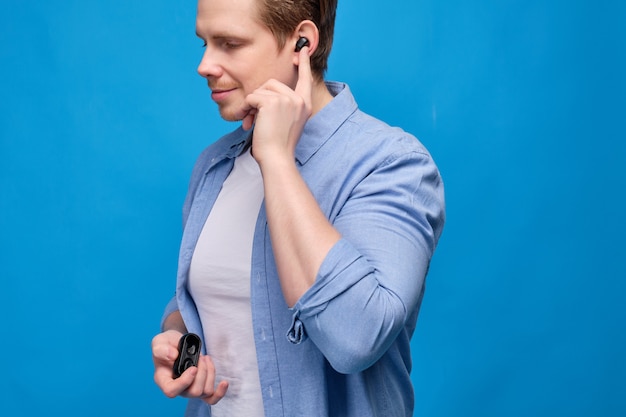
[1, 0, 624, 415]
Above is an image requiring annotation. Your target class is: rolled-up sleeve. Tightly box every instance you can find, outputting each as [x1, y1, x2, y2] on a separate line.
[289, 149, 445, 374]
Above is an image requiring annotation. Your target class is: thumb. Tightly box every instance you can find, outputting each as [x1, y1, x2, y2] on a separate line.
[242, 110, 257, 131]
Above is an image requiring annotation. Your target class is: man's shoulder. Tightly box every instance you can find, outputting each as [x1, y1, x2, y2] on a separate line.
[345, 109, 429, 156]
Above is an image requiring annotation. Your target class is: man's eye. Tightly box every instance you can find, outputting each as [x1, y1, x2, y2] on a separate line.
[223, 41, 242, 49]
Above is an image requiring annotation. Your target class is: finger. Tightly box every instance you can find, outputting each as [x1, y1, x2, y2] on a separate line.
[244, 87, 299, 114]
[152, 343, 178, 363]
[155, 365, 198, 398]
[240, 87, 281, 130]
[152, 330, 183, 360]
[233, 100, 255, 123]
[242, 109, 257, 131]
[203, 380, 229, 406]
[257, 78, 297, 93]
[294, 46, 313, 102]
[183, 355, 209, 398]
[201, 356, 218, 396]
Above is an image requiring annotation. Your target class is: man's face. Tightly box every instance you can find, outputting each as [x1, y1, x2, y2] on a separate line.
[196, 0, 296, 122]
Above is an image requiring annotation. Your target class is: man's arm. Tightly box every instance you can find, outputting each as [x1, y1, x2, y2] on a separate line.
[259, 152, 341, 306]
[161, 310, 188, 334]
[245, 47, 340, 306]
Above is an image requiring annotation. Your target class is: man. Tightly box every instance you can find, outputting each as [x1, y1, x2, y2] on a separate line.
[151, 0, 445, 415]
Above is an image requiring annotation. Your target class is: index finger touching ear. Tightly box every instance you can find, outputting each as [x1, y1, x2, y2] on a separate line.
[295, 47, 313, 101]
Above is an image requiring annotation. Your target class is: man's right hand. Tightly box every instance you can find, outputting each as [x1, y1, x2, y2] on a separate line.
[152, 330, 229, 405]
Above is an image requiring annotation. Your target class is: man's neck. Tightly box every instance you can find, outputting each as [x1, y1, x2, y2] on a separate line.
[311, 80, 334, 116]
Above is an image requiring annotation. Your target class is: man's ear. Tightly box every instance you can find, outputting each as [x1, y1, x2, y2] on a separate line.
[292, 20, 319, 61]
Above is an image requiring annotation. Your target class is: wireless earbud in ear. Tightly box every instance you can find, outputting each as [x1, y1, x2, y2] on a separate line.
[295, 37, 310, 52]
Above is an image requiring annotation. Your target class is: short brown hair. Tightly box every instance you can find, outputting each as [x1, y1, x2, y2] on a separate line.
[257, 0, 338, 79]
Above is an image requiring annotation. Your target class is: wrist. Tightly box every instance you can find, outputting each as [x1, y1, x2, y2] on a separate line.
[256, 150, 297, 175]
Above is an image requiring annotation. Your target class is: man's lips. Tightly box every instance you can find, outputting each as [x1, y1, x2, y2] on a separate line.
[210, 87, 236, 102]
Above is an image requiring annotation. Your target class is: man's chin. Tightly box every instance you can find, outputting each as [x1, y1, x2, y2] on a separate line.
[217, 105, 244, 123]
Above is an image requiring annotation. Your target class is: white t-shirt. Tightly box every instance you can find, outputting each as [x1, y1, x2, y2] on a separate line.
[188, 148, 265, 417]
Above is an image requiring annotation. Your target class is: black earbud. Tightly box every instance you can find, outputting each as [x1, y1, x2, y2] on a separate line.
[295, 37, 310, 52]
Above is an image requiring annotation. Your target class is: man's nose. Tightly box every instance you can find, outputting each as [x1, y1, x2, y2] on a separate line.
[197, 48, 223, 78]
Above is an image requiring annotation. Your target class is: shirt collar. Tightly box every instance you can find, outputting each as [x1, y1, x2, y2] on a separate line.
[296, 82, 358, 165]
[208, 128, 251, 167]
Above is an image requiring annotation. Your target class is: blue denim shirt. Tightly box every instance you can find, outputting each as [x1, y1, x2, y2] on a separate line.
[162, 82, 445, 417]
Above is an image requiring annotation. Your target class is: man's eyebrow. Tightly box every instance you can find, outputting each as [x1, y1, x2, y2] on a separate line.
[196, 28, 247, 40]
